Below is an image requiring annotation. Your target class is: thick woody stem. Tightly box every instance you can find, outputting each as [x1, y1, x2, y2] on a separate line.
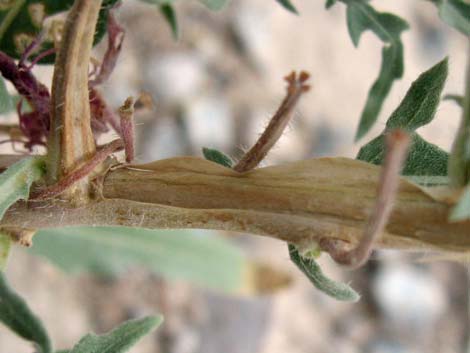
[233, 71, 310, 172]
[320, 130, 411, 268]
[47, 0, 103, 203]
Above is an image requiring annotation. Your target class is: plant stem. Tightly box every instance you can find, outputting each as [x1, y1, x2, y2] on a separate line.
[47, 0, 103, 203]
[449, 39, 470, 187]
[1, 156, 468, 253]
[233, 71, 310, 172]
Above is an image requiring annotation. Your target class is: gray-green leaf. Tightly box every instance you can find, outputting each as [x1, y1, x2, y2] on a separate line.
[355, 42, 404, 140]
[386, 58, 448, 131]
[449, 185, 470, 221]
[69, 316, 162, 353]
[0, 76, 13, 114]
[202, 147, 233, 168]
[0, 272, 52, 353]
[198, 0, 230, 11]
[0, 232, 11, 270]
[357, 133, 449, 176]
[0, 156, 45, 220]
[444, 94, 464, 107]
[345, 1, 409, 47]
[288, 244, 360, 302]
[431, 0, 470, 36]
[30, 227, 247, 292]
[275, 0, 298, 14]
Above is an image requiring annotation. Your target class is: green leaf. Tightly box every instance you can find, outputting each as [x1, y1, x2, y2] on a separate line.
[325, 0, 337, 9]
[198, 0, 230, 11]
[275, 0, 298, 14]
[160, 4, 179, 40]
[30, 227, 247, 292]
[288, 244, 360, 302]
[355, 42, 404, 140]
[0, 156, 45, 220]
[0, 0, 119, 64]
[345, 1, 408, 47]
[0, 76, 13, 114]
[0, 272, 52, 353]
[357, 133, 449, 176]
[386, 58, 448, 131]
[339, 0, 409, 141]
[449, 185, 470, 221]
[433, 0, 470, 36]
[444, 94, 464, 107]
[69, 316, 162, 353]
[202, 147, 233, 168]
[0, 232, 11, 270]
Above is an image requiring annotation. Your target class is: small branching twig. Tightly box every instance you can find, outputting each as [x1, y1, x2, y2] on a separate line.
[33, 139, 123, 200]
[320, 129, 411, 268]
[233, 71, 310, 173]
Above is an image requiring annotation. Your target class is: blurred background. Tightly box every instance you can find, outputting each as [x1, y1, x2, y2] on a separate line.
[1, 0, 469, 352]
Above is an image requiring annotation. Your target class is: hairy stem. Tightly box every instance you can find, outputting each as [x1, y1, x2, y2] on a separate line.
[47, 0, 103, 203]
[233, 71, 310, 172]
[0, 156, 467, 254]
[320, 130, 410, 267]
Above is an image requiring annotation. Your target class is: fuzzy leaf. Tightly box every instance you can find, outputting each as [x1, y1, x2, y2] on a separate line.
[325, 0, 337, 9]
[433, 0, 470, 36]
[288, 244, 360, 302]
[0, 0, 119, 64]
[69, 316, 162, 353]
[355, 42, 404, 140]
[0, 156, 45, 220]
[160, 4, 179, 40]
[0, 272, 52, 353]
[0, 232, 10, 270]
[0, 76, 13, 114]
[357, 133, 449, 176]
[275, 0, 298, 14]
[444, 94, 464, 107]
[202, 147, 233, 168]
[386, 58, 448, 131]
[341, 0, 409, 141]
[30, 227, 247, 292]
[449, 185, 470, 221]
[345, 1, 409, 47]
[198, 0, 230, 10]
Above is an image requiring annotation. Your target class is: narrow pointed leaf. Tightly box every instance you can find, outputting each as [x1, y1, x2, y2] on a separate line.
[345, 1, 408, 47]
[30, 227, 248, 292]
[198, 0, 230, 11]
[0, 76, 13, 114]
[444, 94, 463, 107]
[357, 133, 449, 176]
[275, 0, 298, 14]
[449, 185, 470, 221]
[0, 156, 45, 220]
[355, 42, 404, 140]
[288, 244, 360, 302]
[69, 316, 162, 353]
[160, 4, 179, 40]
[433, 0, 470, 36]
[0, 272, 52, 353]
[386, 58, 448, 131]
[202, 147, 233, 168]
[325, 0, 337, 9]
[0, 232, 11, 270]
